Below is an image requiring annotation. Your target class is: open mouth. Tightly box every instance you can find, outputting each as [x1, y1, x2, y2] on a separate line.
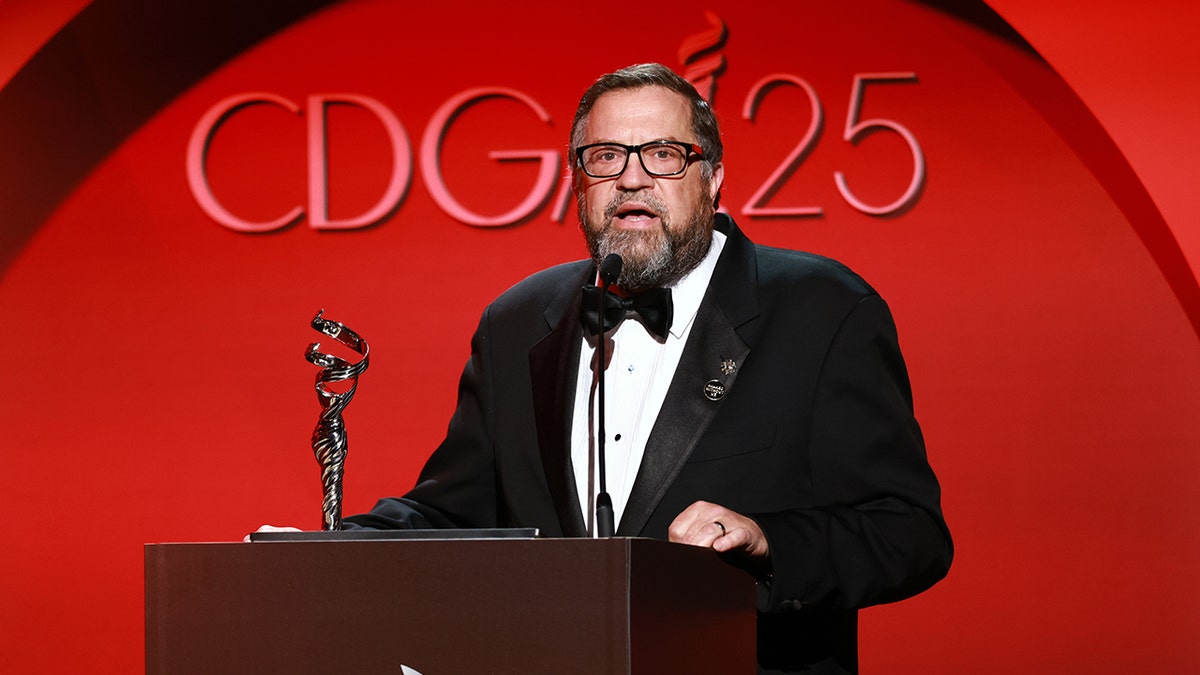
[613, 203, 661, 226]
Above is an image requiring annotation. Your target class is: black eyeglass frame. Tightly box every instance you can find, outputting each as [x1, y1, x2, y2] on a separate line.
[574, 140, 705, 178]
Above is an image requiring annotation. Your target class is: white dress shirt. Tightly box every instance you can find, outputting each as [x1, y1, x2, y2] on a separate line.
[571, 230, 727, 535]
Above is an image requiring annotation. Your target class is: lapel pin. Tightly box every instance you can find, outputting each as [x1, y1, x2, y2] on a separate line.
[720, 358, 737, 376]
[703, 379, 726, 401]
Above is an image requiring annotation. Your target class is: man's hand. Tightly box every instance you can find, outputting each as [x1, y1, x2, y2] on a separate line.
[668, 500, 770, 564]
[242, 524, 302, 542]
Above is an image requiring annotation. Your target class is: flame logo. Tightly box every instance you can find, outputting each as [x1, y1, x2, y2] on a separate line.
[678, 11, 729, 103]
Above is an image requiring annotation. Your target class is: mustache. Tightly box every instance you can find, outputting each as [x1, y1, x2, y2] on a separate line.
[602, 191, 669, 223]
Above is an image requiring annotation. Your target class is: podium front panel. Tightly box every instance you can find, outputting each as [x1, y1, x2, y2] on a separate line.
[146, 537, 754, 674]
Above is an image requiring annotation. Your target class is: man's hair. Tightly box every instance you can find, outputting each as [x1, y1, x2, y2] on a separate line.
[568, 63, 723, 182]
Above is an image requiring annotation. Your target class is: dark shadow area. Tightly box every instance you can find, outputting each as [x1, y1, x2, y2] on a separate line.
[0, 0, 342, 276]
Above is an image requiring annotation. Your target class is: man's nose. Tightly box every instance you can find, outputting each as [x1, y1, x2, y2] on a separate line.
[616, 152, 655, 190]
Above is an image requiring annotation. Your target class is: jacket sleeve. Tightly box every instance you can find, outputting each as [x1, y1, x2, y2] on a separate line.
[751, 293, 952, 612]
[343, 305, 499, 530]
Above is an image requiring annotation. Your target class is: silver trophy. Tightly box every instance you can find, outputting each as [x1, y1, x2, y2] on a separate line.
[305, 310, 370, 531]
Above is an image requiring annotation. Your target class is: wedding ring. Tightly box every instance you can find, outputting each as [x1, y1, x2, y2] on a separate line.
[714, 521, 726, 536]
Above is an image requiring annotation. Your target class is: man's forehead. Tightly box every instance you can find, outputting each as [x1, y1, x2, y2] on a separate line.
[585, 86, 692, 140]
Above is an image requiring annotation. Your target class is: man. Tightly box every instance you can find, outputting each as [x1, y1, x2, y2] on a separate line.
[265, 63, 952, 673]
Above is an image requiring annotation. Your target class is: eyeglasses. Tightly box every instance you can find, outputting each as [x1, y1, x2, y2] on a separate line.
[575, 141, 704, 178]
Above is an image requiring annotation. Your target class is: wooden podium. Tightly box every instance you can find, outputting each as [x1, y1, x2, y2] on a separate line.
[145, 537, 755, 674]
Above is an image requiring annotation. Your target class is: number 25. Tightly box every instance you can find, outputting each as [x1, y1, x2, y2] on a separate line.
[742, 72, 926, 217]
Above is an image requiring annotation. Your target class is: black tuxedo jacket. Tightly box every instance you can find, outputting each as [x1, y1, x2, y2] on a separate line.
[347, 215, 952, 673]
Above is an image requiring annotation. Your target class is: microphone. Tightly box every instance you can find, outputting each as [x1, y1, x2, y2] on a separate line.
[594, 253, 622, 538]
[599, 252, 623, 286]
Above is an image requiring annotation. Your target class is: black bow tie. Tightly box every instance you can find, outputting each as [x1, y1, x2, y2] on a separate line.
[580, 285, 673, 340]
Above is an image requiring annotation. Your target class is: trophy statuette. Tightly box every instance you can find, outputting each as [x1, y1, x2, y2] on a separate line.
[305, 310, 370, 531]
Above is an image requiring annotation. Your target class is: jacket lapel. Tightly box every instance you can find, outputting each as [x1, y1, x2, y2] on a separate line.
[529, 265, 590, 538]
[617, 215, 759, 536]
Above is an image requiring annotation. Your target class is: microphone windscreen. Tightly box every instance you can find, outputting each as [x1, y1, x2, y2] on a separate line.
[599, 253, 623, 286]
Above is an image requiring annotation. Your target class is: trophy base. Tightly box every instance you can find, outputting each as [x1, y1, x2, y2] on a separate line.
[249, 528, 539, 542]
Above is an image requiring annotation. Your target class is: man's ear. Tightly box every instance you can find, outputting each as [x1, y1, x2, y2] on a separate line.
[709, 163, 725, 206]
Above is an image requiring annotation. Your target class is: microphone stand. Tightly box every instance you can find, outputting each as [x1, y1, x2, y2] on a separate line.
[595, 254, 621, 537]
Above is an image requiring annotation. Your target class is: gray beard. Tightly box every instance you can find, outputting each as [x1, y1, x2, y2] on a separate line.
[582, 193, 714, 292]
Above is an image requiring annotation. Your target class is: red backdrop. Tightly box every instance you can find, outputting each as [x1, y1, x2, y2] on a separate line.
[1, 1, 1197, 672]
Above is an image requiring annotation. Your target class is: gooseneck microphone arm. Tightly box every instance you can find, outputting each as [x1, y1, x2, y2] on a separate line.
[594, 253, 622, 538]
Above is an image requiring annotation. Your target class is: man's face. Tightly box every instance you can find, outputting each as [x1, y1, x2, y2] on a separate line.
[575, 86, 725, 292]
